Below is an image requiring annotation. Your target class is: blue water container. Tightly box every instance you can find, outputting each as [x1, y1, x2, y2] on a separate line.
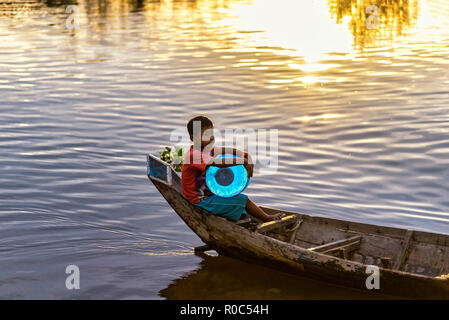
[206, 154, 251, 198]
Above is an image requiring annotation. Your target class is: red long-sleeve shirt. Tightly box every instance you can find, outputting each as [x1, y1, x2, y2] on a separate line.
[181, 146, 216, 204]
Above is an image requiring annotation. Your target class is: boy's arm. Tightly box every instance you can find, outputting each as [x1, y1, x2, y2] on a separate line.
[212, 147, 254, 165]
[213, 147, 246, 159]
[205, 151, 254, 177]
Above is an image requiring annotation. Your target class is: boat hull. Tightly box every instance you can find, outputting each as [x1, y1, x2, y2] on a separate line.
[151, 178, 449, 299]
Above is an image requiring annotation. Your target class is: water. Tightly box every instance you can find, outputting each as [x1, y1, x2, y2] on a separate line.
[0, 0, 448, 299]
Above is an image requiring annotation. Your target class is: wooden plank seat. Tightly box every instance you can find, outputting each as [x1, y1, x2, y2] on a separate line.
[309, 236, 362, 259]
[256, 215, 298, 234]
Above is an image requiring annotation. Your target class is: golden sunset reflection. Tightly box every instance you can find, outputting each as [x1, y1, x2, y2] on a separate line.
[295, 113, 344, 122]
[233, 0, 354, 60]
[1, 1, 448, 44]
[1, 0, 448, 89]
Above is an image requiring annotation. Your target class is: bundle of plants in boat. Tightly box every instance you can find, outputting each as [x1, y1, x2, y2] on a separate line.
[158, 146, 184, 172]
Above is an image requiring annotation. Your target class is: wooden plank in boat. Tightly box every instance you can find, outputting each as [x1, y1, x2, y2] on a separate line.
[393, 230, 413, 270]
[321, 240, 361, 257]
[309, 236, 362, 253]
[256, 215, 297, 234]
[288, 219, 303, 244]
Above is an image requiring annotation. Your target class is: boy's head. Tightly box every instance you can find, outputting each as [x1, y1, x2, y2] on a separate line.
[187, 115, 214, 149]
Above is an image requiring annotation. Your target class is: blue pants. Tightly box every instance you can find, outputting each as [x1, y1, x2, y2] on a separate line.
[195, 194, 248, 222]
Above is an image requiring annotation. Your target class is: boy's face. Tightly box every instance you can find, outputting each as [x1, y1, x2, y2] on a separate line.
[201, 125, 215, 148]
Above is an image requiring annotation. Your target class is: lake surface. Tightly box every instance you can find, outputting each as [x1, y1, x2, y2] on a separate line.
[0, 0, 448, 299]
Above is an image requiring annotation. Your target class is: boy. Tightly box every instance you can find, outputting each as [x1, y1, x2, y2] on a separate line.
[181, 115, 285, 222]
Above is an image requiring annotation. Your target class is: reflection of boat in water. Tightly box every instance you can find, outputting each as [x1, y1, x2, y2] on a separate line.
[148, 155, 449, 298]
[159, 252, 392, 299]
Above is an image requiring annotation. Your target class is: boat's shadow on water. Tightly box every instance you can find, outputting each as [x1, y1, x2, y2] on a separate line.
[159, 252, 394, 300]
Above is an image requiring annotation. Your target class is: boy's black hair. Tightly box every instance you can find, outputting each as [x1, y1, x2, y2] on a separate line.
[187, 116, 213, 141]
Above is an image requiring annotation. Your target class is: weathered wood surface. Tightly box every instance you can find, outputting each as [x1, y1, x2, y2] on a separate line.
[309, 236, 362, 253]
[288, 219, 303, 244]
[394, 230, 414, 271]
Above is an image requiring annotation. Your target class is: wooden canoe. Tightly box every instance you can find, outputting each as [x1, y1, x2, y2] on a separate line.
[147, 154, 449, 298]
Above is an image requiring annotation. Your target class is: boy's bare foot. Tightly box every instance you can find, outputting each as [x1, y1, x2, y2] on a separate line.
[246, 198, 286, 222]
[268, 212, 286, 221]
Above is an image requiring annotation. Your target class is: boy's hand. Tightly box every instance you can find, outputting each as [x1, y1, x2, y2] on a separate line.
[243, 152, 254, 178]
[244, 163, 254, 178]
